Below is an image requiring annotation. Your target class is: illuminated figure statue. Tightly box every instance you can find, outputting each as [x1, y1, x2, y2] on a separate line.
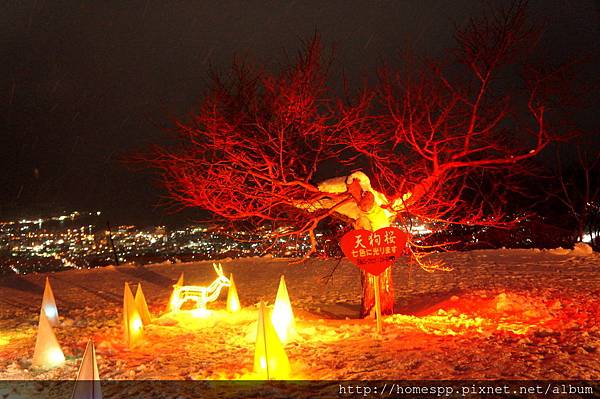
[169, 263, 231, 315]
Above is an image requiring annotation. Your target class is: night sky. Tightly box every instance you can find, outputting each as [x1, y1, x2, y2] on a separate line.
[2, 1, 599, 226]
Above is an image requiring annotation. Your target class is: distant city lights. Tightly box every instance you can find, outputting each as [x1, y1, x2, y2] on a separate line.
[0, 210, 315, 275]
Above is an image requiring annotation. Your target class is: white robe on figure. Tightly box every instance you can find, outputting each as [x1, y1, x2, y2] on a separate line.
[307, 171, 393, 230]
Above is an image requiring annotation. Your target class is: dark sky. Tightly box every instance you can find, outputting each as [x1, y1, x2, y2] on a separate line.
[2, 0, 599, 226]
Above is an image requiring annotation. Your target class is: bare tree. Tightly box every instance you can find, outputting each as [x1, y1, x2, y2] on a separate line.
[550, 136, 600, 247]
[145, 2, 572, 317]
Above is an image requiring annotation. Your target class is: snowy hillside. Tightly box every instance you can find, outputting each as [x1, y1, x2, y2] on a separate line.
[0, 248, 599, 395]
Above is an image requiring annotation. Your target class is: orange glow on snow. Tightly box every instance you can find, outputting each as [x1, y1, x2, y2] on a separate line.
[386, 292, 550, 336]
[387, 312, 485, 336]
[386, 311, 534, 336]
[191, 308, 211, 318]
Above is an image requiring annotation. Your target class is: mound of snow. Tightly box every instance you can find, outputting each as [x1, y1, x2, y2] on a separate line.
[572, 242, 594, 256]
[547, 247, 572, 255]
[547, 242, 594, 256]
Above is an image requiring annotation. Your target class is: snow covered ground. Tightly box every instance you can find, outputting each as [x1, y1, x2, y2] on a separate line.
[0, 248, 599, 390]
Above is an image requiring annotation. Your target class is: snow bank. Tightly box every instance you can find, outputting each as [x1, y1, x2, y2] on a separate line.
[547, 247, 572, 255]
[572, 242, 594, 256]
[1, 249, 600, 382]
[547, 242, 594, 256]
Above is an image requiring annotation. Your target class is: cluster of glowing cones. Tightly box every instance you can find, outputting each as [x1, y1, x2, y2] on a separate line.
[31, 271, 295, 382]
[31, 276, 133, 398]
[123, 282, 152, 348]
[32, 279, 103, 398]
[164, 271, 296, 380]
[34, 278, 153, 370]
[253, 275, 295, 379]
[32, 278, 104, 376]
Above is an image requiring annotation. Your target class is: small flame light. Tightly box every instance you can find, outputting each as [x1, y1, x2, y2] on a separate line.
[131, 316, 143, 332]
[32, 311, 65, 369]
[44, 305, 57, 320]
[47, 347, 66, 367]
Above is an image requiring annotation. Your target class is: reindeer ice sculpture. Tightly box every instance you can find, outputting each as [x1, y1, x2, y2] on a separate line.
[169, 263, 231, 316]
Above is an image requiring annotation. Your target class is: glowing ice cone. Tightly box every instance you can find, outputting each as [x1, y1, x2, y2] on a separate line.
[41, 277, 59, 327]
[71, 339, 102, 399]
[166, 273, 184, 312]
[254, 302, 290, 380]
[123, 283, 143, 348]
[227, 274, 240, 312]
[32, 310, 65, 369]
[134, 283, 152, 325]
[271, 275, 295, 343]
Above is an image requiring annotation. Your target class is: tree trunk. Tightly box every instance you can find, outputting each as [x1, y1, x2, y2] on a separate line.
[360, 267, 394, 318]
[577, 212, 587, 242]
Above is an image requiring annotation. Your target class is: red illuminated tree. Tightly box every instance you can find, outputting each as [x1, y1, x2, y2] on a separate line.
[146, 3, 571, 317]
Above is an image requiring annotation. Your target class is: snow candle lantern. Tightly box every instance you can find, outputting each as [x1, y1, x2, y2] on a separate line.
[41, 277, 59, 327]
[123, 282, 144, 347]
[271, 275, 295, 343]
[71, 339, 102, 399]
[166, 273, 184, 312]
[169, 263, 230, 316]
[135, 283, 152, 325]
[226, 273, 240, 312]
[32, 310, 65, 369]
[254, 302, 291, 379]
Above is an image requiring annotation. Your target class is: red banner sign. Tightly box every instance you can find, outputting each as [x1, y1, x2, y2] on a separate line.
[340, 227, 407, 275]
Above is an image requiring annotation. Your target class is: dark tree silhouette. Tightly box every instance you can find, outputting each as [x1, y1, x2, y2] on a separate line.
[550, 136, 600, 248]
